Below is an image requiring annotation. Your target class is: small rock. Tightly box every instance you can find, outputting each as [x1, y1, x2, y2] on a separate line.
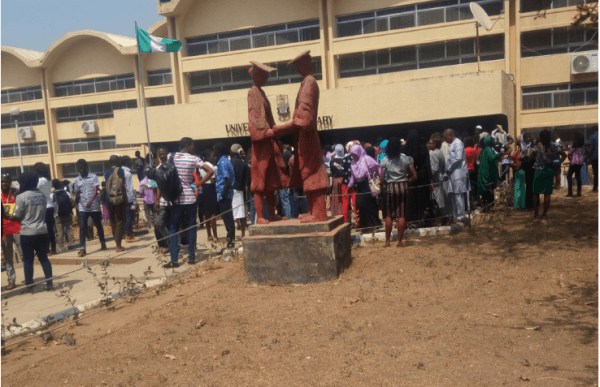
[31, 363, 35, 368]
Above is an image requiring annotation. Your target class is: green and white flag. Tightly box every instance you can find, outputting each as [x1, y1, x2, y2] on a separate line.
[136, 27, 182, 53]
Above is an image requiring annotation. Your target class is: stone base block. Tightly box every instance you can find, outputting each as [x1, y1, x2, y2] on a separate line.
[243, 216, 351, 284]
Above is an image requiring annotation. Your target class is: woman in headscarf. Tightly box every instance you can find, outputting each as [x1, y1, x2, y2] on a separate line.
[402, 130, 433, 224]
[531, 130, 567, 219]
[377, 140, 389, 164]
[329, 144, 348, 217]
[347, 145, 382, 231]
[477, 136, 500, 210]
[34, 162, 57, 255]
[514, 134, 532, 209]
[5, 172, 54, 292]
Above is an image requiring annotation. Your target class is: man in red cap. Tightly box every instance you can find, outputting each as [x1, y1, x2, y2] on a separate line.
[247, 61, 289, 224]
[273, 51, 328, 223]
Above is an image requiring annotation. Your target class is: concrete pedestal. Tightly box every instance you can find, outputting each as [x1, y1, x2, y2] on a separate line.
[243, 216, 351, 284]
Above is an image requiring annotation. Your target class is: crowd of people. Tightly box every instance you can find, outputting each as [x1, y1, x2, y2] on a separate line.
[2, 125, 598, 290]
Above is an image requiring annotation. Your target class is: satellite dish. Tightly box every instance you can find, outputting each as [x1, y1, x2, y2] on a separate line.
[470, 2, 494, 31]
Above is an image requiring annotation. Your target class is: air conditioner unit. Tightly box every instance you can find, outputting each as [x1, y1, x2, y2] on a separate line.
[571, 53, 598, 74]
[81, 120, 97, 134]
[18, 126, 34, 139]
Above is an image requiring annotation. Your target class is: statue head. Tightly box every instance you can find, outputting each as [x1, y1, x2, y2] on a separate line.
[289, 50, 312, 77]
[249, 61, 276, 88]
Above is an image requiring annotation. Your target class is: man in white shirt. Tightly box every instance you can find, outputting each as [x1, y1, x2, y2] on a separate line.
[444, 129, 470, 223]
[73, 159, 107, 256]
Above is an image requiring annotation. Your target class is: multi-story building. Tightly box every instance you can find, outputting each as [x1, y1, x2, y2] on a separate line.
[2, 0, 597, 182]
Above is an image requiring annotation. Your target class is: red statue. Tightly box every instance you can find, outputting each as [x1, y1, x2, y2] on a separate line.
[274, 51, 328, 223]
[247, 61, 289, 224]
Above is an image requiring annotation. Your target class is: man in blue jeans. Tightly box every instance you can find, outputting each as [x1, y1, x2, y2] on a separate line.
[165, 137, 214, 268]
[214, 143, 236, 248]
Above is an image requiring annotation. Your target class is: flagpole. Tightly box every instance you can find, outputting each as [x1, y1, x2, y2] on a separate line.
[134, 21, 153, 164]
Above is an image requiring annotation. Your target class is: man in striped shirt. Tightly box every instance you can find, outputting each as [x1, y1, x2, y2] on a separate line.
[166, 137, 214, 268]
[73, 159, 107, 256]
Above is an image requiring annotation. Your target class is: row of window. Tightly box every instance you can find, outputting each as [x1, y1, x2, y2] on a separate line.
[520, 0, 596, 13]
[59, 136, 117, 153]
[339, 35, 504, 78]
[189, 58, 323, 94]
[54, 74, 135, 98]
[148, 96, 175, 106]
[56, 100, 137, 123]
[521, 26, 597, 58]
[147, 69, 173, 87]
[0, 165, 35, 179]
[337, 0, 503, 38]
[1, 86, 43, 104]
[62, 161, 113, 179]
[522, 123, 597, 145]
[1, 110, 45, 129]
[186, 19, 320, 57]
[1, 141, 48, 158]
[522, 82, 598, 110]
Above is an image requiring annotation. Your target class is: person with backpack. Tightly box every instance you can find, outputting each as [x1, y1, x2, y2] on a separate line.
[52, 179, 73, 247]
[104, 155, 131, 252]
[165, 137, 214, 268]
[73, 159, 107, 256]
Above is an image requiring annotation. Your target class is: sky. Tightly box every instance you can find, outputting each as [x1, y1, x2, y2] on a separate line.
[1, 0, 164, 52]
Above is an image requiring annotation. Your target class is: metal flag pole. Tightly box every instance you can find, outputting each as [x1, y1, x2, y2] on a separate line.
[134, 21, 153, 163]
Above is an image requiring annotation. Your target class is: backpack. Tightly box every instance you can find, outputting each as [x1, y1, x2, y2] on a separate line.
[54, 190, 73, 217]
[107, 167, 126, 206]
[148, 154, 183, 204]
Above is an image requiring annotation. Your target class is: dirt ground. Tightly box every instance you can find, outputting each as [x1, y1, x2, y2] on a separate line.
[2, 190, 598, 387]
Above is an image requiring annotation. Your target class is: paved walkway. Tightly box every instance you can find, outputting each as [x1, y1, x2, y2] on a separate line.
[1, 221, 237, 325]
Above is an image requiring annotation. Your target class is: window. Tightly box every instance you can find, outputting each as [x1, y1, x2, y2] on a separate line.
[1, 110, 45, 129]
[147, 69, 173, 86]
[338, 35, 503, 78]
[1, 142, 48, 158]
[1, 86, 43, 104]
[148, 96, 175, 106]
[59, 136, 117, 153]
[521, 26, 597, 57]
[521, 0, 595, 13]
[187, 19, 320, 57]
[522, 82, 598, 110]
[337, 0, 503, 38]
[189, 58, 322, 94]
[54, 74, 135, 97]
[522, 123, 596, 146]
[0, 165, 35, 179]
[55, 100, 137, 123]
[62, 161, 113, 179]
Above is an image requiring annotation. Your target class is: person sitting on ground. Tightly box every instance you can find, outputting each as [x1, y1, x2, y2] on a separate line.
[531, 130, 567, 220]
[73, 159, 107, 256]
[380, 137, 417, 247]
[52, 178, 73, 248]
[5, 172, 54, 293]
[2, 173, 22, 290]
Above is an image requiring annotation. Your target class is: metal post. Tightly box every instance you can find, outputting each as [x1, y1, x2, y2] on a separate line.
[134, 21, 153, 163]
[15, 119, 24, 173]
[475, 22, 481, 72]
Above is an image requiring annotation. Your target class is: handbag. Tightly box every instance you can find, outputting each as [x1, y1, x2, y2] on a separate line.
[368, 171, 381, 197]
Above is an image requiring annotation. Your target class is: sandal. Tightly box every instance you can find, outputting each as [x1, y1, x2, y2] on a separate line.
[162, 262, 180, 269]
[78, 249, 86, 257]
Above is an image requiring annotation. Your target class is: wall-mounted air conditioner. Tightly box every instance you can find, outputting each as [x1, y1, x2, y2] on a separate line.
[571, 53, 598, 74]
[81, 120, 98, 134]
[18, 126, 35, 139]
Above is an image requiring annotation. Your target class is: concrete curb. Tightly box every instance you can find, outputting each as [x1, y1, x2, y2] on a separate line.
[356, 209, 481, 244]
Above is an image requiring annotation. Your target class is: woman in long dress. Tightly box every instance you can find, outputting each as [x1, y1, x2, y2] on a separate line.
[347, 145, 382, 232]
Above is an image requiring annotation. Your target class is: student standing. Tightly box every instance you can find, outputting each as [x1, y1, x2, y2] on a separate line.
[73, 159, 107, 256]
[34, 163, 57, 255]
[1, 173, 22, 290]
[230, 144, 248, 238]
[215, 143, 236, 248]
[6, 172, 54, 292]
[52, 179, 74, 247]
[104, 155, 129, 252]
